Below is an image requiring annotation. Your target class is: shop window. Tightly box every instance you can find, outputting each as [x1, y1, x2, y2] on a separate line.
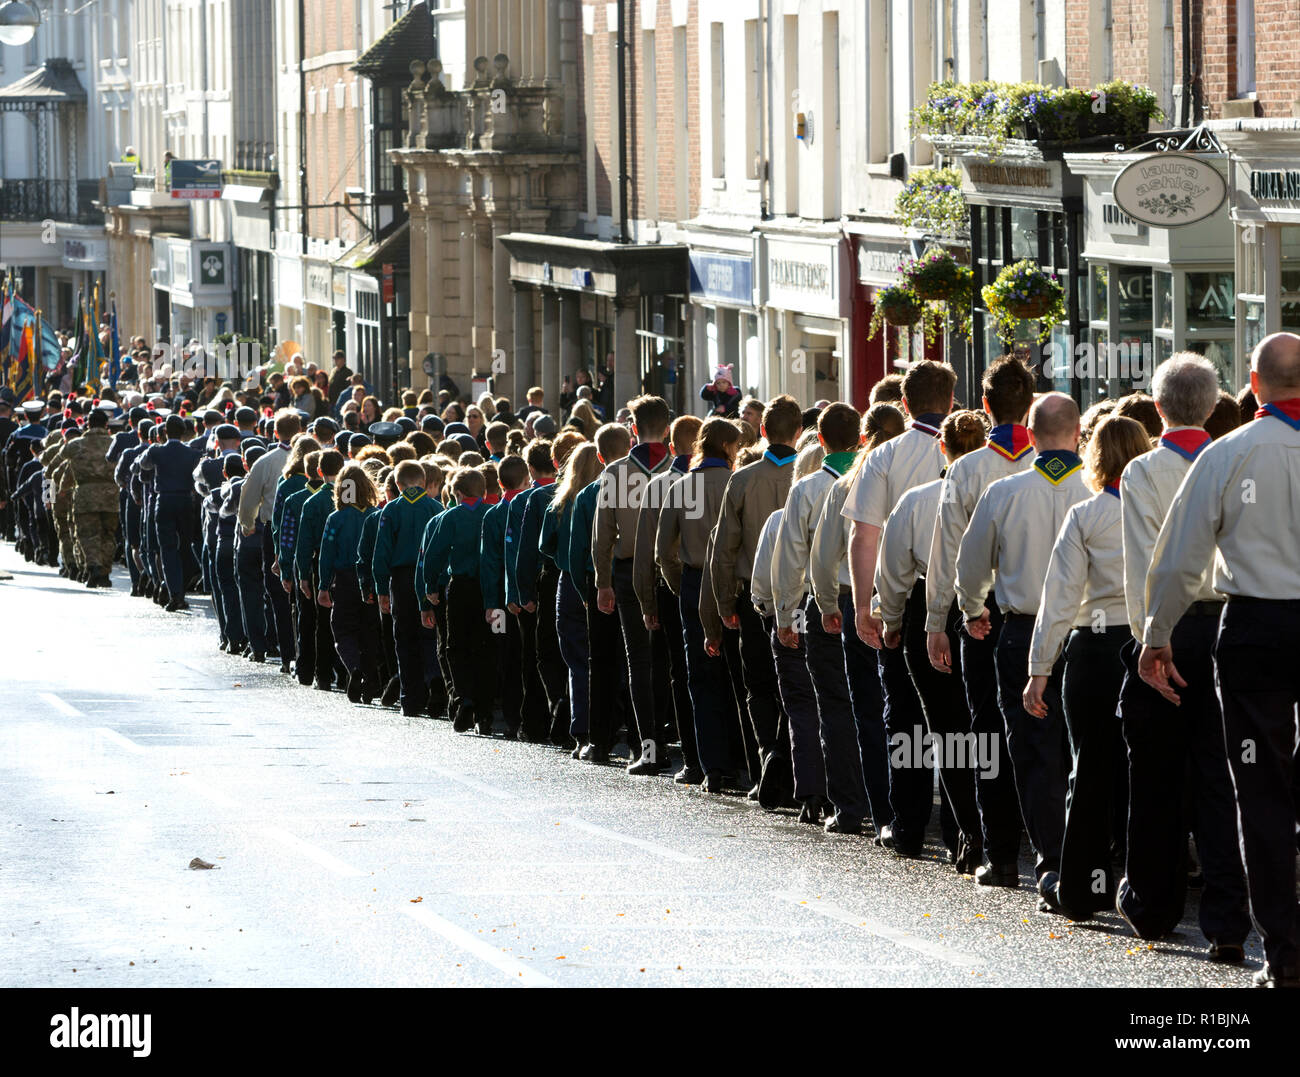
[1236, 0, 1256, 97]
[1154, 271, 1174, 332]
[710, 23, 725, 181]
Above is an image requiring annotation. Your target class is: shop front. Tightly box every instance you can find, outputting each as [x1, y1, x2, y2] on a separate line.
[1068, 150, 1236, 398]
[151, 236, 234, 351]
[686, 242, 761, 403]
[940, 144, 1085, 400]
[1211, 120, 1300, 373]
[847, 225, 921, 409]
[760, 228, 851, 406]
[303, 259, 342, 369]
[500, 234, 689, 417]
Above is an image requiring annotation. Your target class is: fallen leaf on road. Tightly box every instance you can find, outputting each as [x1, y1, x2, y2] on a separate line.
[410, 897, 423, 903]
[233, 683, 242, 688]
[349, 823, 365, 828]
[189, 858, 215, 870]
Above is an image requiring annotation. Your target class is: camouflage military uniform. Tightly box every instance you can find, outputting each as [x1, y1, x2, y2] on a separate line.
[41, 437, 81, 575]
[63, 427, 119, 585]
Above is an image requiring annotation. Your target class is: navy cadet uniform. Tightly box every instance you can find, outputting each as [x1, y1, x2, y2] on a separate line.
[194, 443, 231, 639]
[106, 408, 143, 590]
[356, 501, 397, 699]
[372, 483, 440, 716]
[568, 475, 622, 757]
[1143, 398, 1300, 986]
[144, 420, 202, 608]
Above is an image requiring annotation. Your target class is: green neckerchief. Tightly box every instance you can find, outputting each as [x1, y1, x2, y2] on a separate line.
[822, 450, 858, 476]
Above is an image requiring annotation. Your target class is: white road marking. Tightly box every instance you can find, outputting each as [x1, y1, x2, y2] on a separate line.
[776, 892, 982, 968]
[424, 763, 516, 801]
[39, 691, 83, 717]
[95, 728, 148, 754]
[259, 826, 367, 878]
[562, 817, 699, 863]
[403, 905, 559, 988]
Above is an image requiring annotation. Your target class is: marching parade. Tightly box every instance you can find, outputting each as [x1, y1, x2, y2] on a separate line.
[2, 306, 1298, 991]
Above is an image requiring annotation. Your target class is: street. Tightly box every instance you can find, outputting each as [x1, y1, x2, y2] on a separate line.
[0, 544, 1261, 989]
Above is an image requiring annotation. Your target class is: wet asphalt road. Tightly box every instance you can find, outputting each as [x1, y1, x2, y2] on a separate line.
[0, 545, 1263, 988]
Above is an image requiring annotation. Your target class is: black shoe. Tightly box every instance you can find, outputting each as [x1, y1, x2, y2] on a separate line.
[219, 639, 229, 652]
[1208, 942, 1245, 964]
[673, 766, 704, 785]
[891, 840, 923, 860]
[702, 771, 725, 794]
[501, 727, 519, 741]
[266, 645, 280, 658]
[975, 862, 1019, 888]
[130, 583, 143, 597]
[279, 659, 292, 675]
[452, 705, 475, 733]
[229, 640, 249, 657]
[579, 743, 608, 764]
[165, 598, 190, 612]
[1252, 963, 1300, 988]
[380, 677, 401, 708]
[250, 652, 265, 664]
[823, 813, 862, 835]
[877, 824, 897, 850]
[476, 715, 495, 737]
[401, 705, 423, 717]
[627, 744, 663, 776]
[757, 749, 793, 810]
[797, 797, 826, 825]
[1037, 871, 1063, 914]
[345, 672, 364, 704]
[314, 680, 332, 692]
[954, 839, 984, 877]
[570, 744, 583, 759]
[746, 784, 760, 801]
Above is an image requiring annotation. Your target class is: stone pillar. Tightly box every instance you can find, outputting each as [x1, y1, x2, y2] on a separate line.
[408, 208, 430, 365]
[513, 283, 535, 403]
[472, 218, 494, 379]
[614, 298, 639, 410]
[541, 289, 561, 415]
[546, 0, 562, 83]
[492, 217, 513, 372]
[559, 290, 581, 382]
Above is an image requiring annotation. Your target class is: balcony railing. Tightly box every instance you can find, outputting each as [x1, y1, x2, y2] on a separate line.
[0, 178, 105, 225]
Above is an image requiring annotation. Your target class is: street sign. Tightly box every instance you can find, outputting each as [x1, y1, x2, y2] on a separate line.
[382, 263, 395, 304]
[170, 159, 224, 200]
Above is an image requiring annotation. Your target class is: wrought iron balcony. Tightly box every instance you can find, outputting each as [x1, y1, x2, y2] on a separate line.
[0, 177, 104, 225]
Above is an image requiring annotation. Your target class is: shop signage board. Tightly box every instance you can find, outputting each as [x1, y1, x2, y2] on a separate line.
[1112, 153, 1227, 228]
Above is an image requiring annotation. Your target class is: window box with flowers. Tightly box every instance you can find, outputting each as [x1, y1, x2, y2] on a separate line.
[982, 260, 1066, 344]
[895, 167, 967, 239]
[913, 79, 1163, 156]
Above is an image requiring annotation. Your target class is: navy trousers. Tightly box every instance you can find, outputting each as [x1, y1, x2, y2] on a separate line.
[680, 565, 736, 777]
[772, 613, 826, 801]
[155, 492, 192, 601]
[236, 535, 270, 655]
[838, 593, 893, 833]
[555, 570, 588, 740]
[806, 594, 870, 826]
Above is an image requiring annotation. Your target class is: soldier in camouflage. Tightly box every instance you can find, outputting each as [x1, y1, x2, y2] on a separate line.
[62, 406, 121, 588]
[41, 427, 83, 580]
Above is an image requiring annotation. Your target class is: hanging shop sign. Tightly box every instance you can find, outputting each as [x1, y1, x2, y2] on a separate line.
[1112, 153, 1227, 228]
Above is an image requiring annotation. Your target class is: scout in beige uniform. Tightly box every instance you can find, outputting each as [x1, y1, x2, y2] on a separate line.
[844, 361, 952, 857]
[956, 392, 1088, 902]
[771, 404, 863, 825]
[1024, 416, 1149, 920]
[592, 394, 673, 774]
[923, 357, 1036, 886]
[808, 403, 904, 835]
[1141, 333, 1300, 988]
[632, 414, 703, 784]
[875, 410, 988, 873]
[657, 417, 741, 793]
[1113, 354, 1249, 960]
[710, 395, 804, 810]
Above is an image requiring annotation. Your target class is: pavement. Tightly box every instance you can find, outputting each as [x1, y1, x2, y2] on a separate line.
[0, 544, 1264, 988]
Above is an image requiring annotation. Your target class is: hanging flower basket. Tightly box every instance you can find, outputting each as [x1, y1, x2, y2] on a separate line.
[878, 284, 923, 327]
[903, 249, 971, 302]
[981, 259, 1066, 344]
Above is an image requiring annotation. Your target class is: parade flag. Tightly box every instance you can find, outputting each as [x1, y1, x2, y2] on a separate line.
[14, 321, 34, 401]
[71, 289, 89, 388]
[109, 299, 122, 388]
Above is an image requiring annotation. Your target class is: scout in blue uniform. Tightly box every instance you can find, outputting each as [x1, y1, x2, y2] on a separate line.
[568, 422, 633, 760]
[228, 443, 269, 661]
[480, 454, 530, 737]
[357, 467, 398, 703]
[504, 440, 558, 741]
[212, 453, 248, 655]
[317, 461, 381, 703]
[295, 449, 346, 691]
[280, 451, 325, 686]
[420, 467, 492, 733]
[372, 459, 441, 716]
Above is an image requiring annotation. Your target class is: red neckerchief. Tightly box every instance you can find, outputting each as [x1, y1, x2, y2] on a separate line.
[460, 496, 482, 508]
[1159, 427, 1212, 462]
[502, 488, 525, 502]
[1256, 398, 1300, 430]
[533, 476, 556, 487]
[484, 493, 501, 505]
